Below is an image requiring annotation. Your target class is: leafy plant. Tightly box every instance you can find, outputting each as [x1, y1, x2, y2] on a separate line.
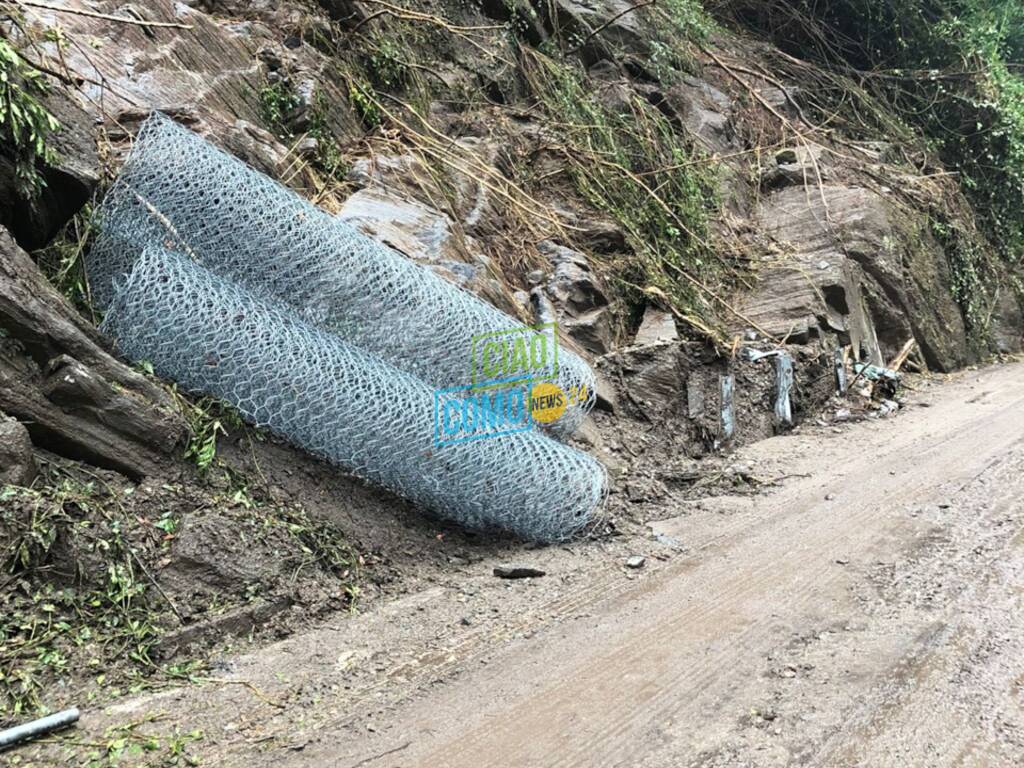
[168, 391, 243, 473]
[0, 481, 159, 716]
[348, 79, 383, 129]
[34, 204, 97, 318]
[258, 79, 302, 137]
[81, 717, 204, 768]
[522, 50, 725, 338]
[187, 403, 240, 472]
[0, 38, 60, 198]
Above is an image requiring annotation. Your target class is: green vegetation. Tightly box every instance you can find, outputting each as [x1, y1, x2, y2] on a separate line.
[77, 718, 204, 768]
[258, 79, 302, 136]
[663, 0, 715, 39]
[0, 480, 159, 717]
[259, 78, 347, 177]
[0, 465, 360, 721]
[522, 50, 725, 337]
[34, 205, 97, 320]
[167, 389, 244, 473]
[714, 0, 1024, 338]
[0, 38, 60, 198]
[347, 79, 384, 130]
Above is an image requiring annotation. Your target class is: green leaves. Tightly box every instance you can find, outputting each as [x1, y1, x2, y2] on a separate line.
[0, 39, 61, 198]
[523, 50, 723, 340]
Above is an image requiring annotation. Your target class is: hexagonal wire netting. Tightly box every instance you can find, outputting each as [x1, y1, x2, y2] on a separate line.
[88, 114, 609, 541]
[99, 248, 605, 542]
[87, 112, 596, 433]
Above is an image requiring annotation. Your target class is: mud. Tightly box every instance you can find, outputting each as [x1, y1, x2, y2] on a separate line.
[12, 360, 1024, 767]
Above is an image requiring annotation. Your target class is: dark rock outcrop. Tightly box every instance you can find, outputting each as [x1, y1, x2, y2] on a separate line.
[0, 88, 100, 251]
[0, 228, 186, 478]
[740, 185, 969, 371]
[537, 241, 613, 355]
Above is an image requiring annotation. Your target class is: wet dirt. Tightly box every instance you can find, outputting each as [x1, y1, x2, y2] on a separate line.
[15, 361, 1024, 767]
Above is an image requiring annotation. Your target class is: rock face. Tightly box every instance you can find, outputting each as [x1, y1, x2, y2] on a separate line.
[0, 0, 1015, 483]
[0, 413, 37, 487]
[634, 306, 679, 346]
[992, 290, 1024, 354]
[740, 186, 969, 371]
[599, 342, 683, 418]
[760, 144, 828, 190]
[337, 187, 500, 299]
[32, 0, 353, 135]
[536, 241, 613, 356]
[0, 228, 186, 478]
[346, 142, 498, 238]
[550, 0, 649, 51]
[661, 77, 735, 153]
[0, 89, 100, 251]
[0, 0, 362, 218]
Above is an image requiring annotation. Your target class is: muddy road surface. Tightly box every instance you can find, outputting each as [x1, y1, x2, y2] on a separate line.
[311, 362, 1024, 767]
[30, 363, 1024, 766]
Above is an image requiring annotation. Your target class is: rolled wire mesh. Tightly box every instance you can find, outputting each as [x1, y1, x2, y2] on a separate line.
[87, 112, 596, 433]
[100, 247, 606, 542]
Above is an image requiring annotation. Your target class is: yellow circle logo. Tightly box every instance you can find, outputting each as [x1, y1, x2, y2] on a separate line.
[530, 382, 567, 424]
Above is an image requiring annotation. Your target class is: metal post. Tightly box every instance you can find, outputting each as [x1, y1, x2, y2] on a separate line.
[719, 374, 735, 441]
[774, 353, 794, 426]
[0, 708, 79, 751]
[834, 347, 847, 396]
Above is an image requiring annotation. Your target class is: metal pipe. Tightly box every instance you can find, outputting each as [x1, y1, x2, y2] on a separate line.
[0, 707, 80, 751]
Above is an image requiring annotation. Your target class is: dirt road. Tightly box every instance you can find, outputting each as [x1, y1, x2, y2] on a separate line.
[33, 363, 1024, 767]
[311, 362, 1024, 767]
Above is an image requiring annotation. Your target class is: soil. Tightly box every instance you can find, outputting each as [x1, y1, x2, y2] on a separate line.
[11, 360, 1024, 766]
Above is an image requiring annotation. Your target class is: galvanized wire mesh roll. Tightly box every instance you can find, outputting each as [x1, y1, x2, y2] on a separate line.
[101, 247, 606, 542]
[87, 113, 596, 433]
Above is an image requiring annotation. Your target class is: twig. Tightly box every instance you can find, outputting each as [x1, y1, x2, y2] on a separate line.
[11, 50, 80, 85]
[354, 0, 503, 33]
[10, 6, 146, 111]
[14, 0, 194, 29]
[128, 546, 184, 622]
[347, 0, 511, 66]
[196, 678, 286, 709]
[344, 740, 412, 768]
[126, 187, 201, 261]
[712, 57, 822, 133]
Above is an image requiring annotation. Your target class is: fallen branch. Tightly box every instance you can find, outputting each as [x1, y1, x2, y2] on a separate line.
[343, 741, 412, 768]
[888, 338, 916, 373]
